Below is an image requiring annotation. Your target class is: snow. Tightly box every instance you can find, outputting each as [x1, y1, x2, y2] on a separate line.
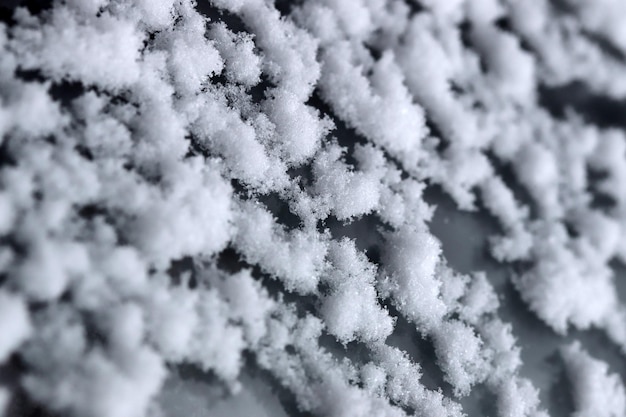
[321, 238, 394, 343]
[216, 269, 274, 345]
[496, 378, 547, 417]
[432, 320, 490, 396]
[513, 143, 561, 218]
[382, 228, 446, 331]
[561, 342, 626, 417]
[147, 285, 199, 362]
[514, 222, 619, 334]
[2, 81, 66, 137]
[24, 346, 165, 417]
[187, 290, 246, 383]
[193, 94, 279, 188]
[134, 0, 175, 30]
[262, 88, 333, 166]
[318, 42, 428, 165]
[209, 23, 261, 87]
[313, 143, 382, 220]
[238, 0, 320, 100]
[459, 272, 499, 324]
[125, 158, 233, 265]
[0, 290, 32, 363]
[153, 11, 223, 96]
[233, 201, 327, 293]
[1, 1, 626, 417]
[11, 7, 144, 89]
[470, 23, 536, 103]
[396, 14, 477, 149]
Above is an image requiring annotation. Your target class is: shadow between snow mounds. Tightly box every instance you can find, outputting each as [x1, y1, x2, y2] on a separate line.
[544, 351, 575, 417]
[161, 360, 304, 417]
[539, 81, 626, 129]
[383, 302, 451, 396]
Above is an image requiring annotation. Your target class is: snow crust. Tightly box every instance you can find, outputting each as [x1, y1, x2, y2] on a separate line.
[0, 0, 625, 417]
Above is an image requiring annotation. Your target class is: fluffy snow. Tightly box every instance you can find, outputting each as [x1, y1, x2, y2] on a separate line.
[209, 23, 261, 87]
[321, 238, 394, 343]
[1, 1, 626, 417]
[561, 342, 626, 417]
[0, 290, 31, 362]
[382, 228, 447, 331]
[11, 7, 144, 88]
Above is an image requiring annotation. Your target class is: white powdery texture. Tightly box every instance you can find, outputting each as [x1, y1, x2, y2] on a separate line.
[1, 1, 626, 417]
